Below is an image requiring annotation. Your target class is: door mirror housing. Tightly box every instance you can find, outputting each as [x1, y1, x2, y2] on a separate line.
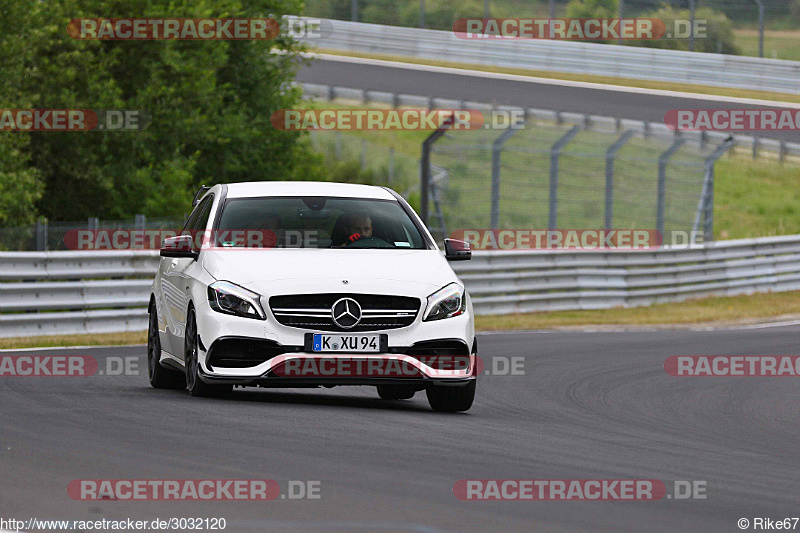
[444, 238, 472, 261]
[160, 235, 199, 260]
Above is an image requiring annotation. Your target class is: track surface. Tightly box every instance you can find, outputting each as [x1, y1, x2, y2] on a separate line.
[2, 327, 799, 532]
[296, 57, 800, 143]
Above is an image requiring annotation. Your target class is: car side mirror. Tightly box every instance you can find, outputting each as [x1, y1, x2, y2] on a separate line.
[444, 238, 471, 261]
[160, 235, 198, 260]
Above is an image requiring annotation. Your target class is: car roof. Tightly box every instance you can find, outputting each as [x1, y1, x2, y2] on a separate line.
[222, 181, 397, 201]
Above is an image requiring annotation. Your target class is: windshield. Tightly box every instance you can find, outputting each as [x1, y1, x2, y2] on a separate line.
[215, 196, 428, 249]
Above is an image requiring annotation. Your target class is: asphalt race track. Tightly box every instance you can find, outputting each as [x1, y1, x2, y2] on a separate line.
[296, 56, 800, 143]
[2, 326, 799, 532]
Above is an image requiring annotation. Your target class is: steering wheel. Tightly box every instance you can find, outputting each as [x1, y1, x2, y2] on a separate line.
[344, 236, 393, 248]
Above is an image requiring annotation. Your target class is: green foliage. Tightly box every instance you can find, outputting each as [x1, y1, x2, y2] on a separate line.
[0, 1, 43, 225]
[0, 0, 326, 223]
[565, 0, 618, 19]
[631, 6, 740, 55]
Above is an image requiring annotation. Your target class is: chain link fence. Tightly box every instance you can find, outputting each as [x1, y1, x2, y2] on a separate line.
[424, 115, 731, 243]
[0, 216, 185, 252]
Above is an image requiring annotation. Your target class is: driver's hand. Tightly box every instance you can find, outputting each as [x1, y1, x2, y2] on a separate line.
[346, 233, 363, 244]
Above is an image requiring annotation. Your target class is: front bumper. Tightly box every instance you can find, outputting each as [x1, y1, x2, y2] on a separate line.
[192, 286, 475, 387]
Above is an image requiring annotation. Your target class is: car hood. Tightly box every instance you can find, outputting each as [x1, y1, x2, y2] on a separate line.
[201, 249, 457, 297]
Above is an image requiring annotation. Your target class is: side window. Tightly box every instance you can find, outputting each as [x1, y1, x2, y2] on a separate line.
[192, 197, 213, 231]
[181, 195, 213, 235]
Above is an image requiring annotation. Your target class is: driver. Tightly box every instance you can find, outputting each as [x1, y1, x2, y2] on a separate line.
[341, 214, 373, 246]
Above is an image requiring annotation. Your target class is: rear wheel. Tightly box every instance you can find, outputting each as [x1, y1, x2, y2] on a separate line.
[147, 304, 185, 389]
[185, 308, 232, 397]
[426, 380, 476, 412]
[376, 385, 416, 400]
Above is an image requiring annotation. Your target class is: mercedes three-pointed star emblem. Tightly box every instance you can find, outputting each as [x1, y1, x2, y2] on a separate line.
[331, 297, 362, 329]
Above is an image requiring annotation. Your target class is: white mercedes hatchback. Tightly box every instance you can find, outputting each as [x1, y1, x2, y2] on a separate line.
[148, 181, 477, 412]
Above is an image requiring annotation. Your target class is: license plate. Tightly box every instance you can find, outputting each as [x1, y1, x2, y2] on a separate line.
[312, 334, 380, 352]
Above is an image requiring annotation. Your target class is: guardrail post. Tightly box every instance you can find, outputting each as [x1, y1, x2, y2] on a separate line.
[420, 114, 456, 224]
[605, 130, 635, 230]
[549, 125, 582, 229]
[335, 131, 342, 160]
[779, 141, 786, 164]
[656, 137, 687, 235]
[491, 124, 523, 230]
[752, 136, 759, 160]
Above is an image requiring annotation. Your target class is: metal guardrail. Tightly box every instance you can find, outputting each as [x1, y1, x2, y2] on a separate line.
[0, 251, 158, 338]
[292, 17, 800, 94]
[2, 236, 800, 337]
[298, 81, 800, 163]
[453, 235, 800, 315]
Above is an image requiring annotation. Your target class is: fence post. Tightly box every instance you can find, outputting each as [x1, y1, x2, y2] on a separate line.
[360, 140, 367, 171]
[420, 114, 456, 224]
[35, 219, 48, 251]
[692, 139, 734, 242]
[135, 214, 146, 230]
[605, 130, 635, 230]
[548, 125, 582, 229]
[88, 217, 99, 231]
[335, 131, 342, 160]
[388, 146, 395, 184]
[491, 125, 522, 230]
[656, 138, 687, 235]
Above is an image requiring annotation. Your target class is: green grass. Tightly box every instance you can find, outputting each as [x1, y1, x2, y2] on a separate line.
[0, 331, 147, 350]
[733, 29, 800, 61]
[714, 155, 800, 239]
[475, 290, 800, 330]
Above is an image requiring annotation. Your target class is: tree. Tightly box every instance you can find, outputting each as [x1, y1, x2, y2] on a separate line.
[1, 0, 325, 222]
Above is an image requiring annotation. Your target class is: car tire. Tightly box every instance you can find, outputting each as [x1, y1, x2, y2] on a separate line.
[147, 304, 185, 389]
[426, 380, 476, 412]
[376, 385, 416, 400]
[184, 308, 232, 398]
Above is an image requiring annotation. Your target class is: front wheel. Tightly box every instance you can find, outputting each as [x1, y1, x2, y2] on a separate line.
[147, 304, 185, 389]
[426, 380, 476, 412]
[184, 308, 232, 397]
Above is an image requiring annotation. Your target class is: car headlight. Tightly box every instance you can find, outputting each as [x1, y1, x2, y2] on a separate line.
[207, 281, 266, 320]
[423, 282, 466, 321]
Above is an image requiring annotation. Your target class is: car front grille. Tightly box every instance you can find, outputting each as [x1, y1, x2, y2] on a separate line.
[269, 293, 421, 332]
